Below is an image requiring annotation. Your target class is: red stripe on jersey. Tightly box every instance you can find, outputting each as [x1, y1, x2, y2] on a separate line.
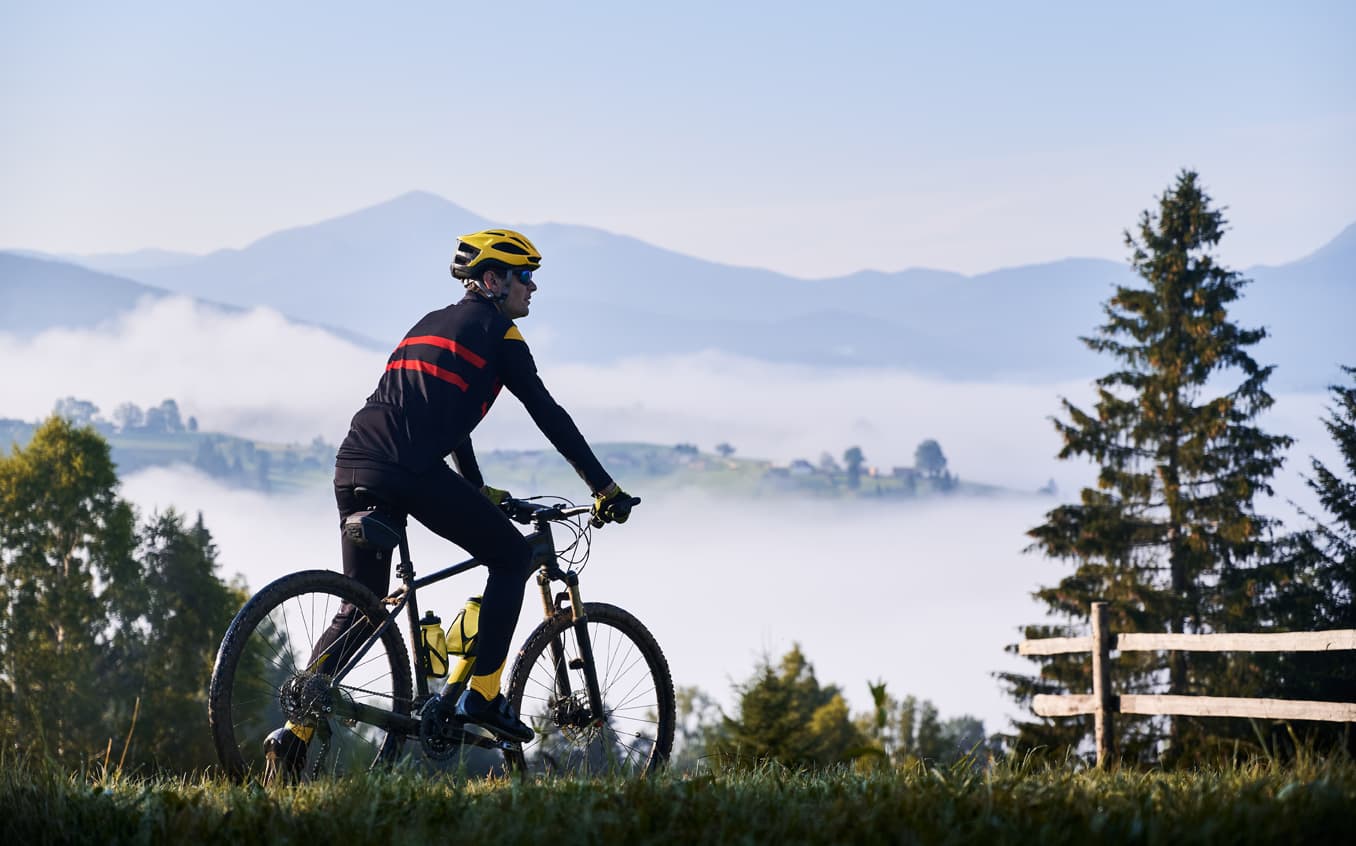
[386, 359, 469, 391]
[395, 335, 487, 368]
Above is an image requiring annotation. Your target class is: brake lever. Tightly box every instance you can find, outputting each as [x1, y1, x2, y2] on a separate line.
[501, 498, 537, 525]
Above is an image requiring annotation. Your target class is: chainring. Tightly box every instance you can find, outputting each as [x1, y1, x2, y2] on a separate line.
[418, 697, 461, 760]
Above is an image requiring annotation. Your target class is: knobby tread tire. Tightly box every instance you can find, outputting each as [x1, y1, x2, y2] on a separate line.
[208, 569, 413, 782]
[504, 602, 675, 777]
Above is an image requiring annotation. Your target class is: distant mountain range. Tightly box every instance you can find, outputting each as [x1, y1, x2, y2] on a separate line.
[4, 191, 1352, 388]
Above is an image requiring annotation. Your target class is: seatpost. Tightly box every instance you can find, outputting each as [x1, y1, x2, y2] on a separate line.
[395, 536, 414, 583]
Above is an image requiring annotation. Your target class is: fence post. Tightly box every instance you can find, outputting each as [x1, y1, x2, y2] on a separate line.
[1091, 601, 1115, 767]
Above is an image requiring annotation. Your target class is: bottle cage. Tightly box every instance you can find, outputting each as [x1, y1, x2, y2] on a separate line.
[342, 508, 406, 551]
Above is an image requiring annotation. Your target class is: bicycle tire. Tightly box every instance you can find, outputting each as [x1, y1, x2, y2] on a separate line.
[208, 569, 413, 782]
[504, 602, 674, 777]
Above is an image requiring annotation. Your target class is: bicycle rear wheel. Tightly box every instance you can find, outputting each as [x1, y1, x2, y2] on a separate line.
[505, 602, 674, 777]
[208, 569, 413, 782]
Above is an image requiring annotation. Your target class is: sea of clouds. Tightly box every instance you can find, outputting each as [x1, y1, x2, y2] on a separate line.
[2, 298, 1340, 732]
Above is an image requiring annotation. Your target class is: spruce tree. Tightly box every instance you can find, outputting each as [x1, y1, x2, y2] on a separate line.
[101, 510, 247, 771]
[1001, 171, 1292, 764]
[710, 645, 864, 768]
[1258, 366, 1356, 755]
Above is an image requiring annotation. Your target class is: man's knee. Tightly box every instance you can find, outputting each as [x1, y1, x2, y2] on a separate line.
[487, 533, 534, 582]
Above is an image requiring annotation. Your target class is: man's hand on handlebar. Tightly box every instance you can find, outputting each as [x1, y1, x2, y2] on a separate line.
[494, 490, 641, 526]
[592, 482, 636, 527]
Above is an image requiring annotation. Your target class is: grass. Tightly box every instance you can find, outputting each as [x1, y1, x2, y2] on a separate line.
[4, 754, 1352, 846]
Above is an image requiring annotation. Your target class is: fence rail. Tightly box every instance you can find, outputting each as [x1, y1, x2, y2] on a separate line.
[1018, 602, 1356, 766]
[1019, 629, 1356, 656]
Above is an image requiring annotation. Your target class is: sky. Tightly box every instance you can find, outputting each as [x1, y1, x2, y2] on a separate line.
[3, 1, 1354, 276]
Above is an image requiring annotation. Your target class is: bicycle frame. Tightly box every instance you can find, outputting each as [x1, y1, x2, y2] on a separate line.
[323, 507, 610, 742]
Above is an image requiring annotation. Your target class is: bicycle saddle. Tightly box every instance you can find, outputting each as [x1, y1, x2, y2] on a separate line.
[344, 487, 406, 551]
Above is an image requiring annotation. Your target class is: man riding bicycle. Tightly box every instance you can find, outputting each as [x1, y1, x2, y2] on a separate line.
[265, 228, 634, 779]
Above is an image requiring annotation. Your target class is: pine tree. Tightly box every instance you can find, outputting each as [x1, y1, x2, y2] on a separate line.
[1257, 366, 1356, 755]
[709, 645, 864, 768]
[1001, 171, 1292, 764]
[101, 510, 247, 771]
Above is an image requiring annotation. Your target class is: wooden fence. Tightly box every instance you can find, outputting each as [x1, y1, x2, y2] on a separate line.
[1018, 602, 1356, 766]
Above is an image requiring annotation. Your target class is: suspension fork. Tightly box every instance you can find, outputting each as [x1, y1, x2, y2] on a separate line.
[531, 533, 606, 726]
[565, 571, 607, 726]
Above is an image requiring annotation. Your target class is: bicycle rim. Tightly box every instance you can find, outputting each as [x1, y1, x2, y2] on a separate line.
[506, 603, 674, 777]
[209, 570, 412, 781]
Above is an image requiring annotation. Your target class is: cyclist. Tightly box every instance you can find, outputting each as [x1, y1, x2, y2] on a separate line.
[265, 228, 634, 780]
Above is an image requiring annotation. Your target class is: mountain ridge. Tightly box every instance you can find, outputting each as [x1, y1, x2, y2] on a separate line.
[5, 191, 1351, 387]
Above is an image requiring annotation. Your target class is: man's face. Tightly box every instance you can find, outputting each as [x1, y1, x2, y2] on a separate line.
[489, 269, 537, 319]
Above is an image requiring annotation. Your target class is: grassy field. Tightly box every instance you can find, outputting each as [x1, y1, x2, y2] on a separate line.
[4, 755, 1352, 845]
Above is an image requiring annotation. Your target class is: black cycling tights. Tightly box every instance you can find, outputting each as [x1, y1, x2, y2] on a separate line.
[309, 462, 534, 690]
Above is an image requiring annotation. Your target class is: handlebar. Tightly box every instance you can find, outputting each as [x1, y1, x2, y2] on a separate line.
[501, 496, 642, 526]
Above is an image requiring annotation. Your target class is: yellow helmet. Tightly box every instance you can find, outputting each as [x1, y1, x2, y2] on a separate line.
[450, 229, 542, 282]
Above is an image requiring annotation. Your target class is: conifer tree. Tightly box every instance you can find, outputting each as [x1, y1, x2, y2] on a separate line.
[710, 645, 864, 768]
[101, 510, 247, 771]
[1001, 171, 1292, 763]
[1257, 366, 1356, 754]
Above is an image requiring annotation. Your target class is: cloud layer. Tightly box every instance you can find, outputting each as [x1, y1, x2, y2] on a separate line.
[119, 465, 1055, 731]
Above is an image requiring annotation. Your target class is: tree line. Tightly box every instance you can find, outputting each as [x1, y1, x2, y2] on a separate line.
[673, 644, 992, 772]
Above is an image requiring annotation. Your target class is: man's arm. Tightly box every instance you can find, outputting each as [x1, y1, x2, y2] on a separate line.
[498, 327, 614, 494]
[450, 437, 485, 489]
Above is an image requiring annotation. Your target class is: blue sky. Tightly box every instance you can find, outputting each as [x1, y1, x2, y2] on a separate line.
[3, 1, 1352, 275]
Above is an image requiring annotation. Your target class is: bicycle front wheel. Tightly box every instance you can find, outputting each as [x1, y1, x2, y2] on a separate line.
[208, 569, 413, 782]
[505, 602, 674, 777]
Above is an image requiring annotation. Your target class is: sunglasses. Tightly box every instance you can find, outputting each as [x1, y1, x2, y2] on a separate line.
[505, 268, 534, 284]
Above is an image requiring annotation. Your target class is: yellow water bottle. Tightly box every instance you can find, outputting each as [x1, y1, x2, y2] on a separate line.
[445, 596, 481, 685]
[419, 611, 449, 690]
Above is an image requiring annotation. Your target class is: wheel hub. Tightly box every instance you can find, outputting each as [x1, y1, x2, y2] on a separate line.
[279, 671, 334, 724]
[551, 692, 600, 744]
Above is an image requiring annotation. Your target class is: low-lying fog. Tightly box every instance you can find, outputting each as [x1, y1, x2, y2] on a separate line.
[4, 298, 1341, 733]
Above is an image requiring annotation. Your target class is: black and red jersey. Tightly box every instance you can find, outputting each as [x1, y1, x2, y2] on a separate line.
[335, 293, 612, 493]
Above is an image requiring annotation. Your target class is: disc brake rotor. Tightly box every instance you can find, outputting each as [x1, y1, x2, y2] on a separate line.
[553, 692, 600, 745]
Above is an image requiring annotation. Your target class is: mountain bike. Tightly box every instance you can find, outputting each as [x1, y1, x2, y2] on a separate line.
[207, 492, 674, 781]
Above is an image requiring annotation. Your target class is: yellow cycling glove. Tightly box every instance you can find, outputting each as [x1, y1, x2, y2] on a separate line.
[592, 483, 634, 525]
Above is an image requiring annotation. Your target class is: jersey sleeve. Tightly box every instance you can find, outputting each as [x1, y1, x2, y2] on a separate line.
[498, 326, 614, 494]
[450, 436, 485, 489]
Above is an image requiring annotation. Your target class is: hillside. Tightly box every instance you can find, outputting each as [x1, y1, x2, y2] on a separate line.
[0, 251, 385, 349]
[0, 417, 1021, 501]
[0, 253, 173, 337]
